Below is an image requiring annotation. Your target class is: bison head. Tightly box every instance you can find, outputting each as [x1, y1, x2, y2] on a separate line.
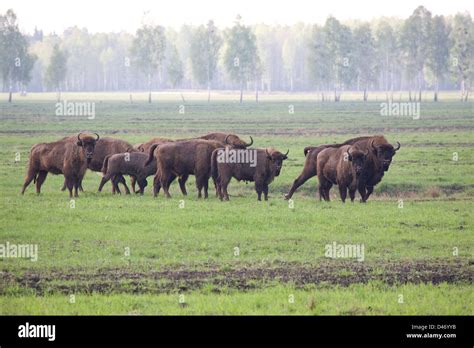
[266, 148, 289, 177]
[370, 140, 400, 171]
[225, 134, 253, 149]
[347, 148, 369, 177]
[77, 133, 100, 163]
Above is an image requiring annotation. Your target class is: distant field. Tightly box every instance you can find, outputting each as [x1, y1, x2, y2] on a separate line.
[0, 92, 472, 315]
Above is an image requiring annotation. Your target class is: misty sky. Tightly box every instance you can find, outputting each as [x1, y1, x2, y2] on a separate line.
[1, 0, 472, 34]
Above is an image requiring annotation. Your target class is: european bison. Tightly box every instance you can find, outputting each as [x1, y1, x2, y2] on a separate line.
[146, 139, 223, 198]
[60, 137, 136, 193]
[316, 145, 369, 202]
[211, 147, 289, 201]
[100, 152, 156, 195]
[198, 132, 253, 149]
[87, 137, 138, 194]
[349, 136, 400, 202]
[131, 138, 174, 193]
[285, 135, 399, 201]
[21, 133, 100, 197]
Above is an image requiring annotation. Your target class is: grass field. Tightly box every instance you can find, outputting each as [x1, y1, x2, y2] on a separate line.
[0, 91, 473, 315]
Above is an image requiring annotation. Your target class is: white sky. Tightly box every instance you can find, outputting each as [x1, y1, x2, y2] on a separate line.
[1, 0, 472, 34]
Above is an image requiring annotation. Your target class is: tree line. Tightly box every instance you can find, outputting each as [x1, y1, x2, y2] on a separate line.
[1, 6, 472, 102]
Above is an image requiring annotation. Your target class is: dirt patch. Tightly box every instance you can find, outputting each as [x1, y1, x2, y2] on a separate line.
[1, 260, 472, 295]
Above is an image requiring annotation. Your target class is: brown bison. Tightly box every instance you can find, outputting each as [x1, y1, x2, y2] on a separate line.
[131, 138, 174, 193]
[146, 139, 223, 198]
[316, 145, 369, 202]
[135, 137, 174, 153]
[197, 132, 253, 149]
[100, 152, 156, 195]
[60, 137, 137, 193]
[211, 147, 289, 201]
[21, 133, 100, 197]
[285, 135, 400, 201]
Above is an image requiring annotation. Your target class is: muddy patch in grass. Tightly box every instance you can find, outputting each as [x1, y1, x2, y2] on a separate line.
[1, 259, 472, 295]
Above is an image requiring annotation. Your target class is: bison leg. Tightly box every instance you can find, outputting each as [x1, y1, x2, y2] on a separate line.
[339, 185, 347, 203]
[111, 176, 122, 194]
[74, 181, 80, 198]
[358, 181, 368, 203]
[196, 175, 205, 199]
[138, 179, 148, 195]
[116, 174, 130, 194]
[219, 176, 230, 201]
[255, 182, 264, 201]
[160, 173, 173, 199]
[21, 169, 38, 194]
[284, 161, 317, 200]
[349, 189, 356, 202]
[65, 177, 74, 198]
[366, 186, 374, 199]
[35, 171, 48, 195]
[178, 174, 188, 196]
[318, 177, 332, 202]
[263, 184, 269, 201]
[130, 176, 137, 193]
[153, 174, 161, 197]
[98, 174, 111, 192]
[61, 181, 67, 191]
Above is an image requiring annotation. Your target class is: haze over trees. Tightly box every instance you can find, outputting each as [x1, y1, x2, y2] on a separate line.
[1, 7, 473, 102]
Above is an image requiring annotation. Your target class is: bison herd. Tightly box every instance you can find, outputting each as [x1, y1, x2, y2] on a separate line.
[21, 132, 400, 202]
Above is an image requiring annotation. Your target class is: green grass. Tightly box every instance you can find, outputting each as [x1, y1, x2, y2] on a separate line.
[1, 283, 472, 315]
[0, 92, 473, 314]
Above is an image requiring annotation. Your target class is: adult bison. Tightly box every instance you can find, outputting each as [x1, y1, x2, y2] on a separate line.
[285, 135, 400, 201]
[146, 139, 223, 198]
[21, 133, 100, 197]
[198, 132, 253, 149]
[212, 147, 289, 201]
[316, 145, 369, 202]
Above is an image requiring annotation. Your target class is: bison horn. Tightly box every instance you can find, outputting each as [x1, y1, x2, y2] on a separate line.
[245, 136, 254, 147]
[364, 148, 369, 156]
[224, 134, 231, 145]
[266, 148, 272, 159]
[77, 132, 83, 142]
[394, 141, 401, 151]
[283, 149, 289, 157]
[94, 133, 100, 141]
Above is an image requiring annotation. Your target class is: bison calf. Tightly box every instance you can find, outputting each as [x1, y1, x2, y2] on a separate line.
[99, 152, 156, 195]
[212, 147, 288, 201]
[316, 145, 369, 202]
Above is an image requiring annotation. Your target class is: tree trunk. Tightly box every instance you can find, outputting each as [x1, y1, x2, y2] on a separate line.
[255, 81, 259, 103]
[434, 78, 438, 102]
[207, 82, 211, 103]
[239, 81, 244, 103]
[148, 73, 152, 103]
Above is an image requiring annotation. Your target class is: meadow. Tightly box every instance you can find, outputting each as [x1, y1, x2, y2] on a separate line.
[0, 91, 472, 315]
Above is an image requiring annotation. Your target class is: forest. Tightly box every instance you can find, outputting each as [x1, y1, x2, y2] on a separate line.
[1, 6, 473, 102]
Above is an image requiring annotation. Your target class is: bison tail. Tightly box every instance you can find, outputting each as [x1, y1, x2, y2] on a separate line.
[211, 148, 220, 182]
[101, 155, 110, 174]
[145, 144, 159, 166]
